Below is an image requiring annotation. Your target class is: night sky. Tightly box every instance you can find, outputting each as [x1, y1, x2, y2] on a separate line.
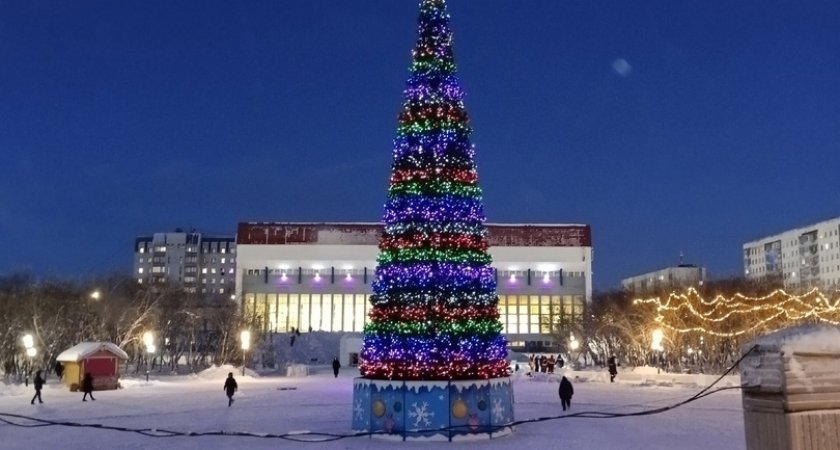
[1, 1, 839, 289]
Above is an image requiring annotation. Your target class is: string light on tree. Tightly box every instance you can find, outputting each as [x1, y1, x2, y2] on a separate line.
[359, 0, 508, 381]
[634, 287, 840, 338]
[650, 328, 664, 351]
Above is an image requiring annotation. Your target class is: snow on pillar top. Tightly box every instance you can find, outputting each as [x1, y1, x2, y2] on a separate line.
[741, 324, 840, 399]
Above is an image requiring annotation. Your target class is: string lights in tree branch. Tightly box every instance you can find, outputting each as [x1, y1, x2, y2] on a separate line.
[634, 287, 840, 337]
[359, 0, 508, 381]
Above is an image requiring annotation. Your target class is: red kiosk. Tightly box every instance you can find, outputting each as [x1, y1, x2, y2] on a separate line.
[56, 342, 129, 391]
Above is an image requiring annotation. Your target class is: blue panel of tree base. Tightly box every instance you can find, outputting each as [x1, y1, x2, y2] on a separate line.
[371, 383, 406, 434]
[488, 380, 515, 425]
[352, 381, 372, 431]
[403, 383, 450, 439]
[352, 378, 514, 441]
[449, 382, 492, 437]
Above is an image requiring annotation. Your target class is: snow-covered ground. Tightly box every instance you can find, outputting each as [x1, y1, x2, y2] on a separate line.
[0, 365, 747, 449]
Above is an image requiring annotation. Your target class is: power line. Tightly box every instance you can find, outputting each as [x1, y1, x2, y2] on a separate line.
[0, 346, 757, 443]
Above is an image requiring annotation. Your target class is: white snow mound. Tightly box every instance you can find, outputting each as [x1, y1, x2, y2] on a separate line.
[194, 364, 259, 380]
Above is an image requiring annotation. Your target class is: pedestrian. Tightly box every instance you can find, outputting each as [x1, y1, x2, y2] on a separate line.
[30, 370, 44, 404]
[608, 355, 618, 383]
[332, 357, 341, 378]
[224, 372, 238, 407]
[558, 376, 574, 411]
[3, 361, 12, 383]
[55, 361, 64, 380]
[82, 372, 96, 401]
[557, 356, 565, 369]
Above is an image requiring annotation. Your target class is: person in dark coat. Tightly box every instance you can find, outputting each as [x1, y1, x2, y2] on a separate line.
[224, 372, 238, 407]
[55, 361, 64, 380]
[30, 370, 44, 404]
[608, 355, 618, 383]
[558, 376, 574, 411]
[332, 358, 341, 378]
[82, 372, 96, 401]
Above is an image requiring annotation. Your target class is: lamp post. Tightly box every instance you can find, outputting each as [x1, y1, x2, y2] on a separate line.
[568, 334, 580, 369]
[22, 334, 35, 386]
[26, 347, 37, 385]
[143, 331, 155, 382]
[240, 330, 251, 376]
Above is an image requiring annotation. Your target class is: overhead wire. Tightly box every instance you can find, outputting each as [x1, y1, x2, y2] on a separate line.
[0, 345, 759, 443]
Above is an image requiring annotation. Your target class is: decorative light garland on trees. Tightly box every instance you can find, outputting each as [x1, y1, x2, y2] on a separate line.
[371, 291, 498, 308]
[382, 196, 485, 223]
[359, 0, 508, 380]
[388, 180, 482, 198]
[377, 247, 491, 265]
[391, 168, 478, 184]
[379, 233, 488, 251]
[634, 287, 840, 337]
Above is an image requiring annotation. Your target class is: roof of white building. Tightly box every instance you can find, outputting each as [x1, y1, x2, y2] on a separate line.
[743, 216, 840, 246]
[56, 342, 129, 362]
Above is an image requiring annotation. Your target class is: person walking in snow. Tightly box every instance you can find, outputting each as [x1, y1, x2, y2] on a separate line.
[30, 370, 44, 404]
[55, 361, 64, 380]
[332, 358, 341, 378]
[82, 372, 96, 401]
[224, 372, 238, 406]
[608, 355, 618, 383]
[558, 376, 574, 411]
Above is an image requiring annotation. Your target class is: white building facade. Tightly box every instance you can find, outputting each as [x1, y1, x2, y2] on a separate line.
[743, 216, 840, 290]
[620, 265, 707, 294]
[134, 230, 236, 294]
[235, 222, 593, 350]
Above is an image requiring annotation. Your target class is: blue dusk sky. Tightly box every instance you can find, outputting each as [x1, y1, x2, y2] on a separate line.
[1, 1, 839, 289]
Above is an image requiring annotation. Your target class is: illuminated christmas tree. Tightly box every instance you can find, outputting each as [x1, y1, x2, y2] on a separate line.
[359, 0, 508, 381]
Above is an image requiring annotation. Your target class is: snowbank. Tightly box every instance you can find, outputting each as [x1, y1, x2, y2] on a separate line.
[118, 378, 168, 389]
[286, 364, 309, 377]
[505, 366, 740, 389]
[0, 381, 45, 397]
[193, 364, 259, 380]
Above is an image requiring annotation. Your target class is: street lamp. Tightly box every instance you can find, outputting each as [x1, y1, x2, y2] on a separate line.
[240, 330, 251, 376]
[90, 290, 101, 300]
[651, 328, 665, 373]
[22, 334, 35, 386]
[569, 335, 580, 351]
[26, 347, 37, 381]
[567, 334, 580, 370]
[143, 332, 155, 382]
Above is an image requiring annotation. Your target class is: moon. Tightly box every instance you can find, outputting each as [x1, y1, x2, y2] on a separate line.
[612, 58, 632, 77]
